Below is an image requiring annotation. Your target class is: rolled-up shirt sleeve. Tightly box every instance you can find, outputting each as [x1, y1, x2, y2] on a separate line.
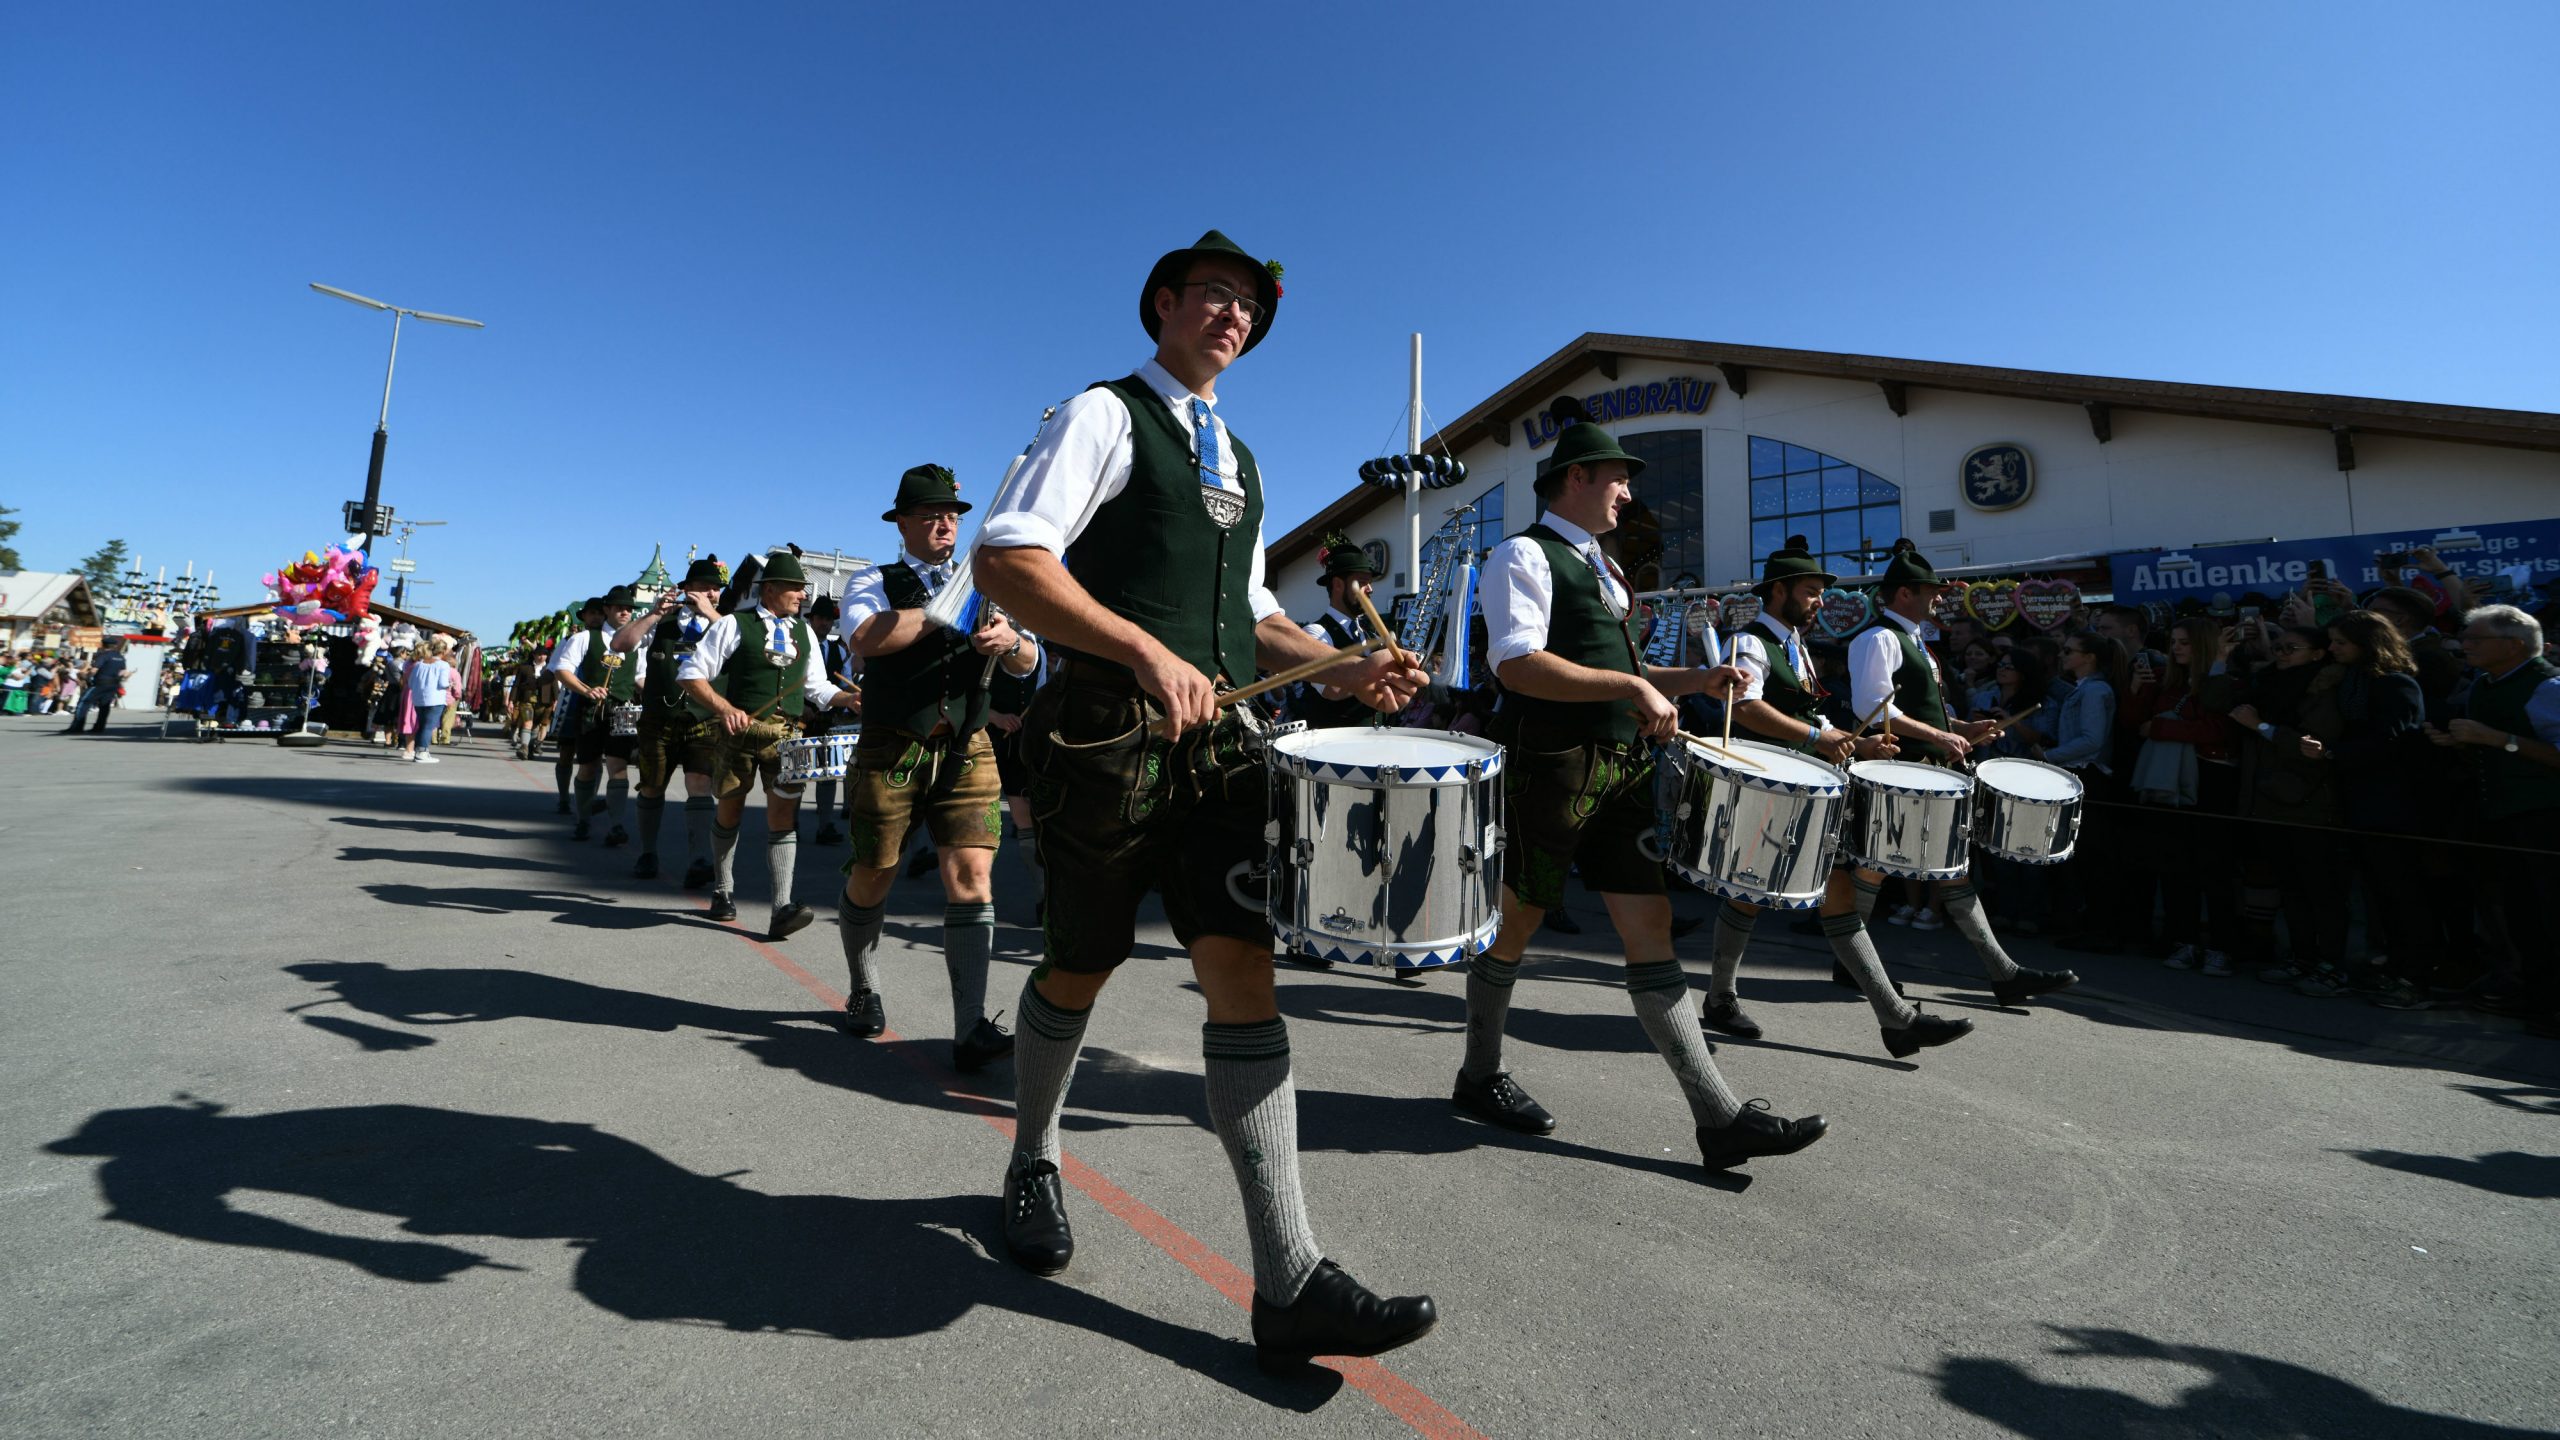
[1729, 631, 1771, 702]
[838, 565, 892, 633]
[548, 632, 588, 677]
[1848, 627, 1903, 725]
[1480, 536, 1553, 671]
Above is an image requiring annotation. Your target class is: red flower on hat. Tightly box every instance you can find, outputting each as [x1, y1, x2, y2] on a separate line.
[1267, 260, 1284, 300]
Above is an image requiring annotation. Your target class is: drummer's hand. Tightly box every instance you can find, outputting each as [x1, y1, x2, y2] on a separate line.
[1956, 717, 2001, 743]
[1855, 733, 1900, 761]
[1936, 728, 1973, 759]
[1630, 681, 1680, 743]
[1133, 643, 1218, 736]
[1692, 664, 1746, 701]
[717, 703, 753, 736]
[970, 616, 1019, 657]
[1814, 728, 1854, 764]
[1350, 650, 1429, 713]
[2299, 736, 2326, 760]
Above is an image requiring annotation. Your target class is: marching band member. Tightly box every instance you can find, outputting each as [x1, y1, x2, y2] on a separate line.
[972, 230, 1437, 1371]
[1458, 398, 1829, 1171]
[1293, 534, 1385, 730]
[1849, 551, 2078, 1007]
[1697, 548, 1975, 1057]
[832, 464, 1037, 1073]
[614, 557, 726, 888]
[552, 587, 643, 846]
[676, 552, 859, 938]
[542, 599, 597, 812]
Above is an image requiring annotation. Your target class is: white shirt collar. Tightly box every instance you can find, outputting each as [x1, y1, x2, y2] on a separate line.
[1538, 512, 1601, 552]
[1323, 606, 1360, 631]
[899, 546, 957, 576]
[1883, 607, 1926, 636]
[1138, 357, 1213, 414]
[1756, 612, 1804, 644]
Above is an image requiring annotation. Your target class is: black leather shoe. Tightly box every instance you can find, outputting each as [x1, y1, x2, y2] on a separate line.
[1390, 969, 1426, 987]
[836, 988, 887, 1038]
[1992, 966, 2079, 1008]
[905, 846, 937, 878]
[603, 825, 629, 848]
[707, 891, 738, 922]
[555, 796, 571, 815]
[1833, 960, 1907, 998]
[1288, 952, 1335, 970]
[632, 851, 659, 879]
[813, 824, 844, 846]
[681, 859, 715, 891]
[954, 1014, 1015, 1073]
[1452, 1070, 1557, 1134]
[1882, 1008, 1974, 1059]
[572, 819, 592, 842]
[1700, 993, 1763, 1039]
[1697, 1100, 1828, 1170]
[768, 903, 815, 941]
[1251, 1260, 1437, 1374]
[1542, 909, 1582, 935]
[1002, 1153, 1073, 1277]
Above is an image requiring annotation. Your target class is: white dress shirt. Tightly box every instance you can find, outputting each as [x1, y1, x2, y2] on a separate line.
[546, 629, 646, 690]
[840, 547, 962, 634]
[973, 357, 1281, 622]
[1480, 513, 1630, 671]
[677, 606, 845, 707]
[1730, 614, 1813, 705]
[1849, 607, 1940, 727]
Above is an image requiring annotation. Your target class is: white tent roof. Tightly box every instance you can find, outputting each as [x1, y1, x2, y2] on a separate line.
[0, 571, 99, 625]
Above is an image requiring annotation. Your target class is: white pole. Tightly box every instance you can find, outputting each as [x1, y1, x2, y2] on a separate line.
[1406, 332, 1423, 603]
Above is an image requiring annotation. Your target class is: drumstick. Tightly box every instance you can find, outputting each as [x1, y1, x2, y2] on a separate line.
[1848, 695, 1893, 740]
[1349, 587, 1418, 672]
[1676, 732, 1768, 773]
[1990, 701, 2041, 734]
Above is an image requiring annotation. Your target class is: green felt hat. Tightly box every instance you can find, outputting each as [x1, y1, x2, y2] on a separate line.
[1878, 549, 1946, 591]
[1140, 229, 1283, 355]
[576, 596, 605, 617]
[679, 557, 726, 588]
[600, 585, 638, 611]
[1753, 547, 1837, 595]
[1320, 533, 1381, 580]
[758, 551, 809, 587]
[882, 464, 971, 523]
[1535, 398, 1645, 493]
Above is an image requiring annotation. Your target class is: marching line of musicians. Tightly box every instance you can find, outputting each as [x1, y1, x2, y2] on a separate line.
[500, 230, 2088, 1376]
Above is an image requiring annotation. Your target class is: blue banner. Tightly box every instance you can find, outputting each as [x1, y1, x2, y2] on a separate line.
[2109, 518, 2560, 605]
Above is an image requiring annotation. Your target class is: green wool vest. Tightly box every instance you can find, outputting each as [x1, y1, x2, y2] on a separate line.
[1498, 525, 1640, 747]
[575, 626, 609, 690]
[1860, 618, 1950, 759]
[2464, 657, 2560, 821]
[642, 612, 699, 714]
[708, 611, 813, 719]
[1751, 619, 1824, 754]
[1294, 611, 1374, 730]
[861, 562, 992, 739]
[1061, 374, 1263, 685]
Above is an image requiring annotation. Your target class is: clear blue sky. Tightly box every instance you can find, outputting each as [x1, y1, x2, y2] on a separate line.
[5, 2, 2554, 641]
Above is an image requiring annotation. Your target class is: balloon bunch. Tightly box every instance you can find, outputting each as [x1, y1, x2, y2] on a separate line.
[262, 543, 382, 629]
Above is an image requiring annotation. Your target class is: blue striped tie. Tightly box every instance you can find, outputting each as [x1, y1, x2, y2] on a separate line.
[1190, 397, 1218, 483]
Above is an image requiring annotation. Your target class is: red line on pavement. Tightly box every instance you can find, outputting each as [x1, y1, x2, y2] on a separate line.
[495, 749, 1481, 1438]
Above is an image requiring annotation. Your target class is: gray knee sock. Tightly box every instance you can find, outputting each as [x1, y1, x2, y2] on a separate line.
[573, 773, 599, 821]
[944, 900, 995, 1035]
[554, 756, 572, 795]
[636, 794, 666, 856]
[712, 821, 741, 895]
[1941, 882, 2020, 980]
[606, 777, 630, 830]
[1625, 959, 1742, 1128]
[1853, 873, 1883, 924]
[1010, 980, 1091, 1166]
[768, 830, 799, 915]
[1203, 1018, 1325, 1306]
[684, 795, 713, 864]
[1460, 953, 1522, 1081]
[1822, 911, 1919, 1027]
[1708, 901, 1757, 999]
[838, 895, 886, 994]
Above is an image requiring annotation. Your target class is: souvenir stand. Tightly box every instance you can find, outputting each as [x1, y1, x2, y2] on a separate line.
[170, 602, 476, 744]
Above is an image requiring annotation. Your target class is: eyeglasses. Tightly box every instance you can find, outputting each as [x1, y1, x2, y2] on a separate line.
[1180, 281, 1264, 326]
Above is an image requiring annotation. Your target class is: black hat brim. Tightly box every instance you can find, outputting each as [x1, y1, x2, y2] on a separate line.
[881, 500, 973, 524]
[1140, 246, 1279, 356]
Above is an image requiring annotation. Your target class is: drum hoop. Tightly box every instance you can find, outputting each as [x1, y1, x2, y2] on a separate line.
[1278, 750, 1503, 786]
[1669, 865, 1827, 911]
[1974, 756, 2085, 801]
[1849, 768, 1974, 799]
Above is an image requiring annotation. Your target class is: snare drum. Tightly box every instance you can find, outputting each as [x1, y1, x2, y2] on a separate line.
[1972, 757, 2083, 864]
[1842, 760, 1974, 879]
[777, 731, 859, 785]
[1263, 728, 1504, 971]
[1658, 738, 1847, 909]
[608, 703, 645, 737]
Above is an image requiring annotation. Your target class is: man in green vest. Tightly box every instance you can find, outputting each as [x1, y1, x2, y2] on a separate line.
[676, 552, 860, 938]
[832, 463, 1040, 1074]
[971, 229, 1437, 1371]
[2428, 603, 2559, 1028]
[614, 556, 727, 888]
[1457, 397, 1828, 1174]
[552, 587, 642, 845]
[543, 597, 603, 813]
[1848, 551, 2078, 1007]
[1292, 533, 1386, 731]
[1693, 548, 1976, 1058]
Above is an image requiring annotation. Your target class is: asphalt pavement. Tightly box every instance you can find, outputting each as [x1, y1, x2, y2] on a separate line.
[3, 714, 2555, 1439]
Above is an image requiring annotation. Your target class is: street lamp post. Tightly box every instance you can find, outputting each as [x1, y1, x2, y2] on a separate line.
[309, 284, 484, 547]
[386, 519, 446, 611]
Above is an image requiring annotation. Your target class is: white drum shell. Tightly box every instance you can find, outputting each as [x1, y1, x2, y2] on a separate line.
[777, 731, 859, 784]
[1843, 760, 1974, 879]
[1663, 740, 1847, 909]
[1266, 728, 1503, 970]
[1973, 757, 2084, 864]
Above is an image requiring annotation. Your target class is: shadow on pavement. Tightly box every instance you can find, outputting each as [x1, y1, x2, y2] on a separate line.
[2345, 1148, 2560, 1200]
[334, 816, 538, 843]
[42, 1099, 1336, 1409]
[2453, 1084, 2560, 1117]
[338, 845, 577, 874]
[359, 883, 675, 931]
[1934, 1324, 2553, 1438]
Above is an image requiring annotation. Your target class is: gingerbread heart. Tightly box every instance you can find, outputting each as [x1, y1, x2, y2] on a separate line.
[1816, 587, 1872, 641]
[2014, 578, 2079, 632]
[1688, 594, 1724, 635]
[1719, 592, 1762, 633]
[1931, 587, 1971, 629]
[1966, 580, 2018, 630]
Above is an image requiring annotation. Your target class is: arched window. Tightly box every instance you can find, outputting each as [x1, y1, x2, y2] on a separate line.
[1748, 437, 1901, 576]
